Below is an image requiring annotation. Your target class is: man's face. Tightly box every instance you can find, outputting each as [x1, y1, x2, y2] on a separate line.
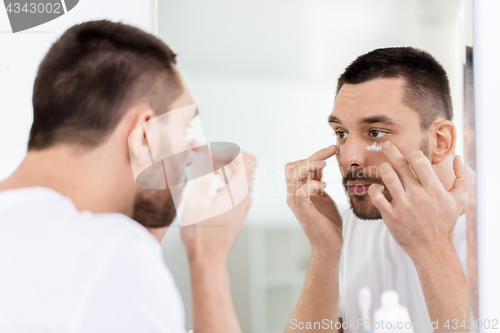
[329, 77, 430, 220]
[133, 72, 198, 228]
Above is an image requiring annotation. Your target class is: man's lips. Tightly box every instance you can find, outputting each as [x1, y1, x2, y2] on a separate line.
[347, 181, 373, 195]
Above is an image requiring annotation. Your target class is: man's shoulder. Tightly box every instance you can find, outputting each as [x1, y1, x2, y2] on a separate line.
[79, 210, 157, 248]
[0, 188, 184, 333]
[341, 207, 353, 220]
[0, 186, 173, 299]
[0, 186, 159, 258]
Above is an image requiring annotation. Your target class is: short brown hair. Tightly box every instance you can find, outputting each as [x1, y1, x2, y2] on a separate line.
[28, 20, 181, 150]
[336, 47, 453, 129]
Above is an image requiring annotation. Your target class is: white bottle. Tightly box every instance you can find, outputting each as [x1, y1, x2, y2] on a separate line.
[373, 290, 414, 333]
[358, 286, 372, 333]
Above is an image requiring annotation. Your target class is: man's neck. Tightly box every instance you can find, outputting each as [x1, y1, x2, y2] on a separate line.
[0, 145, 135, 217]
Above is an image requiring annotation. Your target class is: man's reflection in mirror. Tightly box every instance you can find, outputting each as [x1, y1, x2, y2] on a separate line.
[286, 47, 467, 333]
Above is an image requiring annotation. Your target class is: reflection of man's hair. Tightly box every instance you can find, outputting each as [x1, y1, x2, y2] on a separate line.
[336, 47, 452, 129]
[28, 20, 181, 150]
[464, 46, 475, 171]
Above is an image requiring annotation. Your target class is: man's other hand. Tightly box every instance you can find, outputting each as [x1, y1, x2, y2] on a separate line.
[368, 141, 465, 261]
[285, 145, 343, 256]
[181, 149, 256, 267]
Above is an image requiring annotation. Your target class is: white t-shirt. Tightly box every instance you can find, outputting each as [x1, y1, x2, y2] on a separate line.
[338, 208, 467, 333]
[0, 187, 187, 333]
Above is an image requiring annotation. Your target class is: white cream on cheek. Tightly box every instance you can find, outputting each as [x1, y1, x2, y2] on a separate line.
[336, 142, 384, 154]
[365, 142, 383, 152]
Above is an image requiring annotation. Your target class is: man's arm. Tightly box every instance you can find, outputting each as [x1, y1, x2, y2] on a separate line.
[284, 145, 343, 333]
[189, 254, 242, 333]
[412, 245, 468, 330]
[285, 249, 341, 333]
[368, 142, 468, 332]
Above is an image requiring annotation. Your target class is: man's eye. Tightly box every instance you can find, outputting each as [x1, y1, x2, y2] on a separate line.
[335, 131, 348, 140]
[369, 130, 388, 138]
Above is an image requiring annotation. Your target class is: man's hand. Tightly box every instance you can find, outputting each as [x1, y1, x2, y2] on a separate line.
[367, 141, 465, 259]
[368, 141, 468, 332]
[181, 148, 256, 267]
[180, 147, 255, 333]
[285, 144, 342, 255]
[284, 145, 343, 332]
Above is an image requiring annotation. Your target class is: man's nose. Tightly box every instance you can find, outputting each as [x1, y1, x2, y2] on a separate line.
[339, 137, 368, 168]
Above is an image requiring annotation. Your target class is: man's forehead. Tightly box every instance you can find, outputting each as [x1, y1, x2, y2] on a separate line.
[330, 77, 415, 125]
[335, 77, 406, 107]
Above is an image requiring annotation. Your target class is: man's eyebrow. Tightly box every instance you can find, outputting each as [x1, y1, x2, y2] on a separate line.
[328, 115, 342, 124]
[359, 115, 397, 126]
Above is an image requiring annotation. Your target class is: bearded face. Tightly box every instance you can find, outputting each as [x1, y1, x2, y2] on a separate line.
[342, 136, 429, 220]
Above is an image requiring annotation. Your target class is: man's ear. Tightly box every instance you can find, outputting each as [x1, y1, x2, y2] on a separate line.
[127, 106, 155, 166]
[430, 119, 456, 164]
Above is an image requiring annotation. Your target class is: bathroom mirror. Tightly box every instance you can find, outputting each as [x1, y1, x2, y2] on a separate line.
[463, 0, 478, 322]
[157, 0, 476, 332]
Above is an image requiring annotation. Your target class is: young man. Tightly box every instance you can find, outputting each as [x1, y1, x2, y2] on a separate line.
[0, 20, 254, 333]
[285, 47, 467, 332]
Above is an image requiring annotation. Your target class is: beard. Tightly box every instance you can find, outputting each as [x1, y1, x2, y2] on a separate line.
[343, 137, 430, 220]
[343, 172, 392, 220]
[132, 187, 178, 228]
[132, 155, 189, 229]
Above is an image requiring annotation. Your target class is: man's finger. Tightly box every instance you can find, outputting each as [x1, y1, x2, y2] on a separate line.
[368, 183, 393, 217]
[306, 144, 338, 162]
[285, 144, 337, 177]
[407, 149, 442, 192]
[225, 151, 255, 196]
[449, 155, 466, 208]
[286, 161, 328, 196]
[296, 179, 327, 198]
[294, 180, 327, 217]
[381, 141, 419, 190]
[285, 145, 336, 196]
[379, 162, 407, 204]
[309, 168, 323, 182]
